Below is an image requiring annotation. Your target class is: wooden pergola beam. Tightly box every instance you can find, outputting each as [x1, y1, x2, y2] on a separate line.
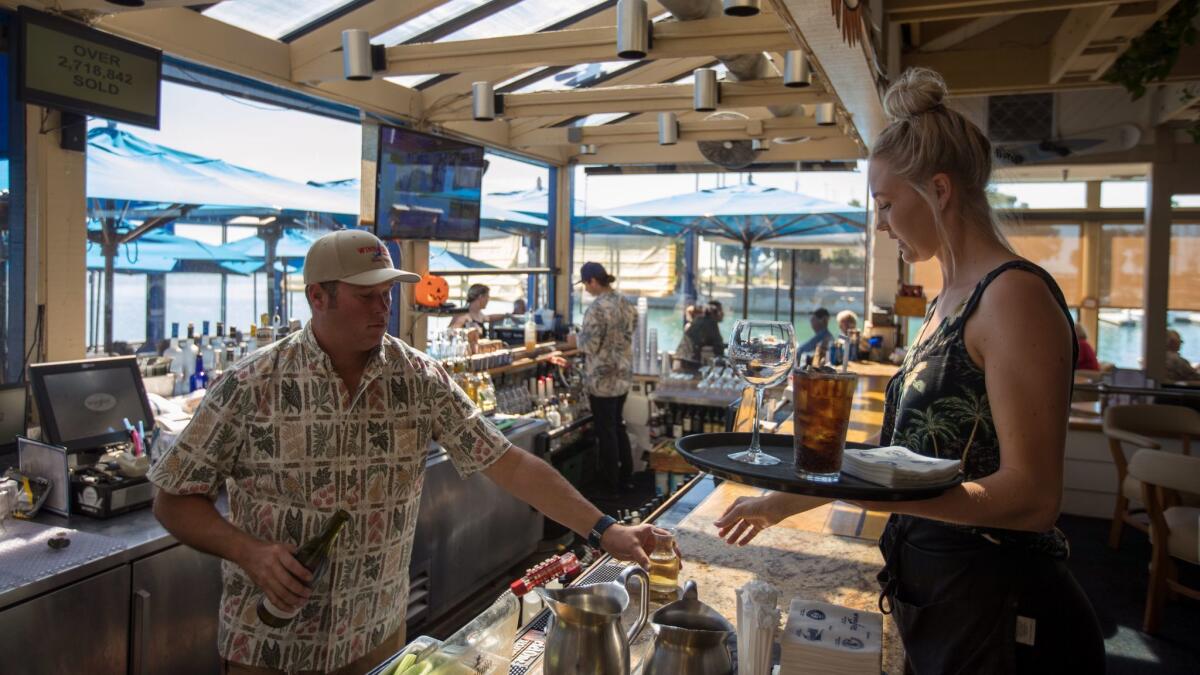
[427, 77, 830, 122]
[290, 0, 453, 72]
[1049, 5, 1119, 83]
[578, 136, 863, 164]
[890, 0, 1146, 23]
[512, 115, 826, 146]
[294, 14, 794, 83]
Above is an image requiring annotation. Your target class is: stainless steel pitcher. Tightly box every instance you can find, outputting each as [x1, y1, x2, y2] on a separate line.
[644, 580, 735, 675]
[538, 565, 650, 675]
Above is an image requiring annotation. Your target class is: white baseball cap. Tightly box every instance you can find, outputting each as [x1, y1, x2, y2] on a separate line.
[303, 229, 420, 286]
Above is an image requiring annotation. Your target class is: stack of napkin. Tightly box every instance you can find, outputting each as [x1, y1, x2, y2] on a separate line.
[841, 445, 961, 487]
[779, 599, 882, 675]
[737, 580, 781, 675]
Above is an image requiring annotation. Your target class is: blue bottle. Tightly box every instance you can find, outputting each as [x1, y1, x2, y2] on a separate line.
[189, 354, 208, 392]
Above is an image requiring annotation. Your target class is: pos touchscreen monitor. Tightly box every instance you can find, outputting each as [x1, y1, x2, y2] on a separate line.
[29, 356, 155, 453]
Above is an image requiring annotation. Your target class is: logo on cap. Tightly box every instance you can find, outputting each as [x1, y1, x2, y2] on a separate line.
[357, 245, 389, 264]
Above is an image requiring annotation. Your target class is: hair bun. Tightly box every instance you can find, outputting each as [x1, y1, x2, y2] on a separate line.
[883, 67, 948, 122]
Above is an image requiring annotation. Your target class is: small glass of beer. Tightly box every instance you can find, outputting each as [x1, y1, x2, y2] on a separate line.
[792, 367, 858, 482]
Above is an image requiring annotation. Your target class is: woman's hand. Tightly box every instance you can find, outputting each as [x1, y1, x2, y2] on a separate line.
[714, 493, 829, 546]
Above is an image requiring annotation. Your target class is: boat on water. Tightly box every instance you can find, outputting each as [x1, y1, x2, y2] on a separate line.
[1099, 309, 1140, 327]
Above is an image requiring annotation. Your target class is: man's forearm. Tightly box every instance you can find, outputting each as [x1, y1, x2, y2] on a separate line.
[485, 448, 603, 536]
[153, 490, 256, 564]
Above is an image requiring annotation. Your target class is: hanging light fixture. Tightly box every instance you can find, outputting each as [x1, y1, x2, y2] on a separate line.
[342, 30, 373, 80]
[783, 50, 812, 88]
[579, 144, 598, 155]
[658, 112, 679, 145]
[723, 0, 761, 17]
[815, 102, 837, 126]
[693, 68, 719, 112]
[616, 0, 650, 60]
[752, 138, 771, 151]
[472, 81, 504, 121]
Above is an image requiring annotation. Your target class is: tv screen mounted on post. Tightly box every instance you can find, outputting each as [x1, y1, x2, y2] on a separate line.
[375, 125, 484, 242]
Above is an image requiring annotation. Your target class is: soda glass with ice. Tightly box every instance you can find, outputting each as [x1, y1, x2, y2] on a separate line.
[792, 366, 858, 482]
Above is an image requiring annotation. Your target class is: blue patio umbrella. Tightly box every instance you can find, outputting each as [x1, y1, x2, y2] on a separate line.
[428, 247, 500, 272]
[85, 227, 254, 273]
[85, 124, 358, 351]
[589, 183, 867, 317]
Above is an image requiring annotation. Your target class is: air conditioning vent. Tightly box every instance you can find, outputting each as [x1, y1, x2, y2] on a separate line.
[987, 94, 1054, 143]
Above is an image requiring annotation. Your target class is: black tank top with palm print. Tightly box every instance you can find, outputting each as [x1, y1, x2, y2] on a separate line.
[880, 260, 1077, 558]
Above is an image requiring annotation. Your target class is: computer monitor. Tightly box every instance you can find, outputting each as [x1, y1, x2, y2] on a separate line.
[0, 383, 27, 455]
[29, 357, 155, 453]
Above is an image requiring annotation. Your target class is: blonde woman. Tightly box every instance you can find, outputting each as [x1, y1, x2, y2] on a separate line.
[715, 69, 1104, 674]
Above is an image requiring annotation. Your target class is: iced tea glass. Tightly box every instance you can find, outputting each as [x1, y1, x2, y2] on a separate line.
[792, 369, 858, 482]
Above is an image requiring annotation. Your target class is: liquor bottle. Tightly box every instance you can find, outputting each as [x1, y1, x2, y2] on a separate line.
[212, 322, 226, 369]
[200, 334, 216, 376]
[524, 318, 537, 352]
[189, 354, 208, 392]
[164, 323, 186, 395]
[546, 396, 562, 429]
[672, 406, 683, 438]
[257, 510, 351, 628]
[183, 323, 200, 379]
[682, 407, 693, 435]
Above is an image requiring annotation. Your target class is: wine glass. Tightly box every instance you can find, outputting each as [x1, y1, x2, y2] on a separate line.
[727, 320, 796, 465]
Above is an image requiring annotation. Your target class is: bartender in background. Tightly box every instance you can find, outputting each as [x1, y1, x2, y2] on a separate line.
[574, 262, 638, 496]
[150, 232, 655, 675]
[449, 284, 509, 335]
[798, 307, 833, 356]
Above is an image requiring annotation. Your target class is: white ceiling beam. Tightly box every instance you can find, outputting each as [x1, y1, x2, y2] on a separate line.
[294, 13, 794, 83]
[919, 15, 1014, 52]
[1049, 5, 1118, 83]
[504, 57, 715, 138]
[577, 136, 863, 164]
[426, 78, 831, 123]
[290, 0, 453, 72]
[419, 1, 667, 104]
[776, 0, 886, 150]
[513, 115, 826, 146]
[93, 8, 425, 123]
[890, 0, 1146, 23]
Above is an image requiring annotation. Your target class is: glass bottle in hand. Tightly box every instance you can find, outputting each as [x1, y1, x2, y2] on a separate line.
[648, 527, 681, 596]
[257, 509, 351, 628]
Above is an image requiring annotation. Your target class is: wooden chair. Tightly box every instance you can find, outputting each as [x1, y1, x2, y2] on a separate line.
[1127, 449, 1200, 633]
[1102, 404, 1199, 549]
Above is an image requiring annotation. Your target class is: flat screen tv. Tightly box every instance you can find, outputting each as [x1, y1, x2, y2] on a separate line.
[375, 125, 484, 242]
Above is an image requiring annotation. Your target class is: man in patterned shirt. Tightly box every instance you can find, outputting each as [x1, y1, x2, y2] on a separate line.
[574, 262, 638, 497]
[150, 231, 656, 675]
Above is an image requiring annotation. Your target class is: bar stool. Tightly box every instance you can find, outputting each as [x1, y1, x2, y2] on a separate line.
[1102, 404, 1200, 549]
[1127, 449, 1200, 633]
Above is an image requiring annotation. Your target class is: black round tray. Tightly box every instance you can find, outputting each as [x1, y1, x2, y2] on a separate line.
[675, 432, 961, 501]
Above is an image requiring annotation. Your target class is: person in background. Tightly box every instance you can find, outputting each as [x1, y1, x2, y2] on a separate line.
[575, 262, 638, 496]
[511, 297, 527, 316]
[1165, 329, 1200, 382]
[683, 304, 699, 332]
[449, 283, 508, 333]
[150, 232, 655, 675]
[797, 307, 833, 356]
[686, 300, 727, 361]
[836, 309, 870, 361]
[715, 68, 1103, 673]
[1075, 324, 1101, 372]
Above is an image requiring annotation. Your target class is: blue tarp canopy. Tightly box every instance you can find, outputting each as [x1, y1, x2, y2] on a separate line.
[583, 183, 866, 245]
[85, 226, 253, 273]
[428, 247, 499, 272]
[87, 125, 357, 214]
[487, 186, 663, 236]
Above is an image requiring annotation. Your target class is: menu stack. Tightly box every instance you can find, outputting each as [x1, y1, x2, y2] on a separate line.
[841, 445, 961, 487]
[779, 598, 882, 675]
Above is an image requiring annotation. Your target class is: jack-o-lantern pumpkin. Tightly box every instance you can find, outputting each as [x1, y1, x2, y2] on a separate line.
[414, 273, 449, 308]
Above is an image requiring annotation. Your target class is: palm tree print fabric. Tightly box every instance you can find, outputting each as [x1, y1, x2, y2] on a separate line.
[880, 261, 1076, 558]
[148, 324, 512, 672]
